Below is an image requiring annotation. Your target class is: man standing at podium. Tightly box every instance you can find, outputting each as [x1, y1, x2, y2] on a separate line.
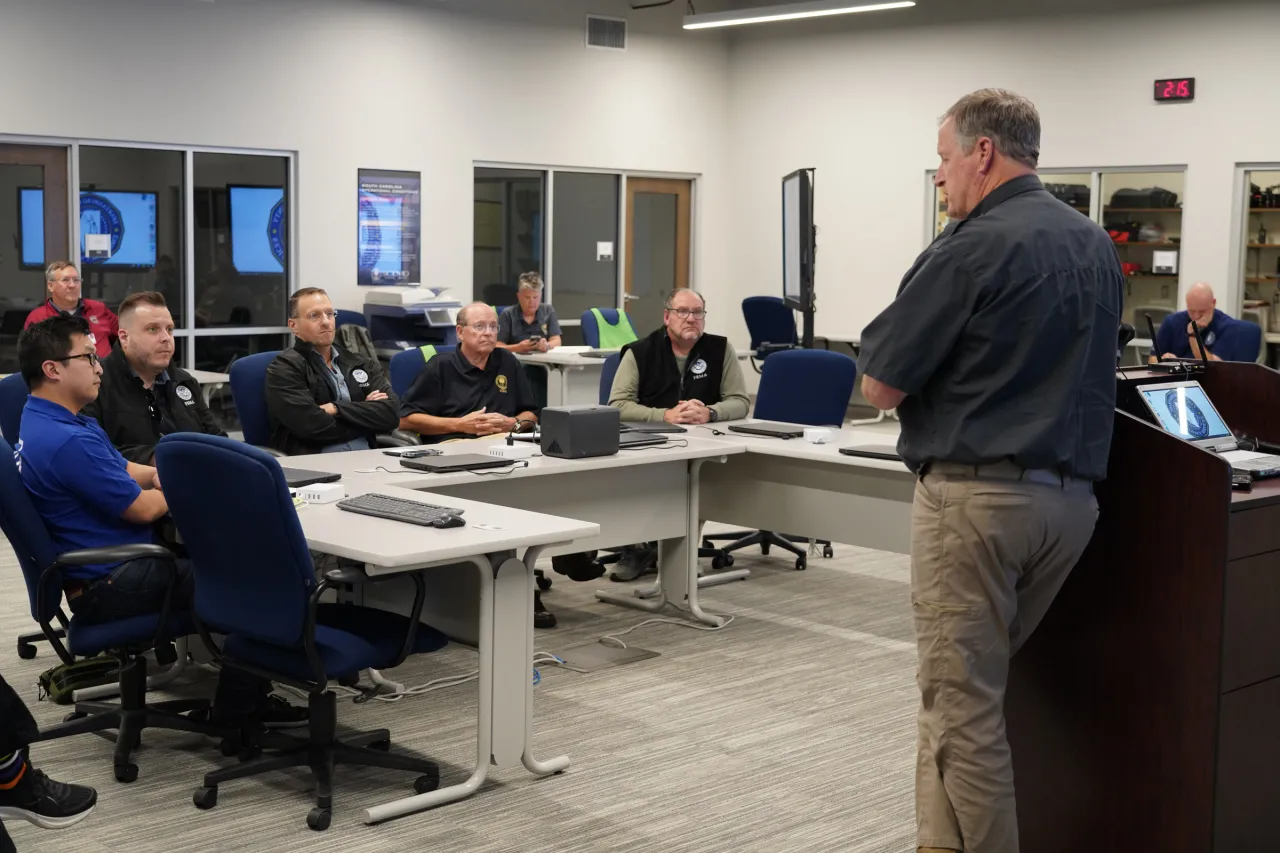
[858, 89, 1123, 853]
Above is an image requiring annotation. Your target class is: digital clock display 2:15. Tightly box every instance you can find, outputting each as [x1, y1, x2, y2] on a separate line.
[1154, 78, 1195, 101]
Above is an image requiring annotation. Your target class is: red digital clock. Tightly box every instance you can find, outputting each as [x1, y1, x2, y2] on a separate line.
[1154, 78, 1195, 101]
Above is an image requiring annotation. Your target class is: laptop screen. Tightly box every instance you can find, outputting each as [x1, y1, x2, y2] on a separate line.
[1137, 381, 1232, 444]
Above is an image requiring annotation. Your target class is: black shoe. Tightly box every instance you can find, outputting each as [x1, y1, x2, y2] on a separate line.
[256, 694, 310, 729]
[551, 553, 606, 582]
[534, 591, 557, 629]
[0, 767, 97, 830]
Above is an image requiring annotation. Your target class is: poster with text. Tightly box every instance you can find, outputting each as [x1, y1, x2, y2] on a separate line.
[357, 169, 421, 285]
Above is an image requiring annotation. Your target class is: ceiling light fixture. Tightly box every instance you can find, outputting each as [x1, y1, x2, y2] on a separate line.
[683, 0, 915, 30]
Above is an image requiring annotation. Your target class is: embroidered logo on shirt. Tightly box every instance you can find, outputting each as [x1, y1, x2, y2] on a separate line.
[496, 375, 508, 393]
[690, 358, 708, 376]
[541, 324, 548, 335]
[351, 369, 369, 385]
[89, 316, 99, 324]
[175, 385, 194, 405]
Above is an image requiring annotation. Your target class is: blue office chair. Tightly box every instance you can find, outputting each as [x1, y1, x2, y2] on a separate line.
[155, 433, 449, 830]
[598, 352, 622, 405]
[0, 437, 219, 782]
[1241, 321, 1264, 363]
[0, 372, 27, 446]
[580, 308, 639, 349]
[742, 296, 798, 373]
[228, 351, 280, 449]
[389, 345, 455, 398]
[334, 309, 366, 329]
[704, 349, 857, 570]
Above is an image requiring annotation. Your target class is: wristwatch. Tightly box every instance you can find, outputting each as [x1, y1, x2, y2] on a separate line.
[708, 409, 719, 423]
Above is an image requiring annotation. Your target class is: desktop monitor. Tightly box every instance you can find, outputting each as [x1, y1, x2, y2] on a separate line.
[229, 185, 286, 274]
[80, 191, 158, 268]
[18, 187, 44, 269]
[1135, 380, 1234, 450]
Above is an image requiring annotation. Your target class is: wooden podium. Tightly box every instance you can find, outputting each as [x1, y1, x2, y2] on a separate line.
[1007, 361, 1280, 852]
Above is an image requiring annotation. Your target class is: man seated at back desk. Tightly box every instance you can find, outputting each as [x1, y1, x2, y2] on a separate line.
[15, 316, 306, 729]
[398, 302, 539, 442]
[1150, 282, 1258, 363]
[81, 291, 226, 463]
[266, 287, 401, 455]
[560, 288, 750, 583]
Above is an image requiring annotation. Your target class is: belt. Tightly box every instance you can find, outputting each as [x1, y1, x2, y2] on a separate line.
[923, 460, 1076, 487]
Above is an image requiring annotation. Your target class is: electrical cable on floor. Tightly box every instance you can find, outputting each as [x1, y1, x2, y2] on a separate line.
[596, 608, 735, 650]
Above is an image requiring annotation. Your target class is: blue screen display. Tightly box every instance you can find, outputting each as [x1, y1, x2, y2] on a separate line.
[79, 192, 157, 267]
[1139, 383, 1232, 441]
[20, 188, 44, 268]
[229, 186, 286, 274]
[358, 193, 404, 280]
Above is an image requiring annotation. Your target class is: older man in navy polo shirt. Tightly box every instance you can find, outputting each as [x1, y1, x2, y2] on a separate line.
[15, 316, 305, 729]
[1151, 283, 1259, 363]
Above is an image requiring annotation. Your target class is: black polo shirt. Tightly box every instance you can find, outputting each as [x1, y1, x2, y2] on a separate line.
[399, 346, 539, 442]
[858, 174, 1124, 481]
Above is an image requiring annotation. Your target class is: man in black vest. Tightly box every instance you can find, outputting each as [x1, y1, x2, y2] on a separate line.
[82, 292, 227, 463]
[572, 289, 749, 581]
[610, 288, 749, 426]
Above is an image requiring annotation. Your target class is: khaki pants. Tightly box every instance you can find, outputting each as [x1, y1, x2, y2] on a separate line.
[912, 465, 1098, 853]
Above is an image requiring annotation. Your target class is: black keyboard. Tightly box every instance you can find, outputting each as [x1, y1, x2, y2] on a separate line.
[336, 493, 465, 527]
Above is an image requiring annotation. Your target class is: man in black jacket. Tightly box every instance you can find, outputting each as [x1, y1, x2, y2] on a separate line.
[266, 288, 400, 455]
[82, 292, 226, 463]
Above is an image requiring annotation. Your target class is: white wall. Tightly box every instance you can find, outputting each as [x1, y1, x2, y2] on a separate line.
[0, 0, 731, 329]
[724, 2, 1280, 340]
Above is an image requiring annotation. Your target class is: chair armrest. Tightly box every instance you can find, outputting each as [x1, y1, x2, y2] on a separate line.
[55, 543, 175, 567]
[376, 431, 420, 448]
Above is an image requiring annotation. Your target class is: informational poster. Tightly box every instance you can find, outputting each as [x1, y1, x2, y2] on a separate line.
[357, 169, 421, 285]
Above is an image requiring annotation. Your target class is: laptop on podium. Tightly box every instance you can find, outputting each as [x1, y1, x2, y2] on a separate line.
[1135, 379, 1280, 478]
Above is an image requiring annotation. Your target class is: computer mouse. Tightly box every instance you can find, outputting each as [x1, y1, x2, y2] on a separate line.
[431, 515, 466, 529]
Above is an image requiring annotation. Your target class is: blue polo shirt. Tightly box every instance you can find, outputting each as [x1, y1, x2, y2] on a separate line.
[18, 396, 152, 580]
[1154, 309, 1257, 363]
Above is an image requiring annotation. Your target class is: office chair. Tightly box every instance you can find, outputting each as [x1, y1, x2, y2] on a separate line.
[580, 308, 639, 349]
[0, 372, 69, 661]
[1239, 320, 1264, 364]
[334, 309, 366, 329]
[741, 296, 798, 373]
[703, 349, 856, 570]
[0, 437, 220, 782]
[388, 345, 455, 398]
[154, 433, 449, 830]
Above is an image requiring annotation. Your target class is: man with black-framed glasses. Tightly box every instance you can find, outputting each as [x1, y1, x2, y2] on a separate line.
[81, 291, 226, 463]
[23, 261, 118, 360]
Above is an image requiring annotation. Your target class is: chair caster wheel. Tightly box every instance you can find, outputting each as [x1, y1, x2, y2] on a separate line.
[795, 557, 807, 571]
[723, 554, 734, 567]
[414, 771, 440, 794]
[760, 543, 771, 556]
[63, 711, 87, 723]
[193, 786, 218, 810]
[114, 763, 138, 783]
[711, 555, 727, 570]
[822, 545, 834, 559]
[536, 575, 552, 591]
[369, 738, 391, 752]
[307, 807, 332, 831]
[17, 643, 36, 660]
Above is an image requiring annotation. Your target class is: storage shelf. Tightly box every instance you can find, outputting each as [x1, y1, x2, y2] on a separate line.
[1246, 276, 1280, 284]
[1104, 207, 1183, 213]
[1113, 241, 1180, 247]
[1247, 244, 1280, 249]
[1249, 208, 1280, 213]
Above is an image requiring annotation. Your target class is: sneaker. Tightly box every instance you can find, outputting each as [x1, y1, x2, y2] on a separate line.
[551, 553, 605, 582]
[0, 767, 97, 830]
[256, 694, 310, 729]
[609, 545, 657, 582]
[534, 591, 557, 629]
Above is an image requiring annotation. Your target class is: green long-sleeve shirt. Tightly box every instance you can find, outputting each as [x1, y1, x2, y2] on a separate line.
[608, 340, 751, 422]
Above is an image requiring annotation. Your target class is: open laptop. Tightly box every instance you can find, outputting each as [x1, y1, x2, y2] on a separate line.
[280, 468, 342, 488]
[1135, 380, 1280, 477]
[726, 420, 807, 439]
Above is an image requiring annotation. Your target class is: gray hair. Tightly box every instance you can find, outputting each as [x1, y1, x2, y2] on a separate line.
[517, 272, 544, 292]
[45, 260, 78, 283]
[456, 301, 496, 327]
[663, 288, 705, 309]
[942, 88, 1040, 169]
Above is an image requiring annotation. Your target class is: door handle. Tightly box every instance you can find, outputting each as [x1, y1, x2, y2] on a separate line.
[623, 294, 640, 301]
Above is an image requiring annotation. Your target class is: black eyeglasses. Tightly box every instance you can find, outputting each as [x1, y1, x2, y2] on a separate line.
[53, 352, 100, 367]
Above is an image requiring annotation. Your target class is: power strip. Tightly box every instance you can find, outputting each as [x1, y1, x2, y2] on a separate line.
[489, 444, 537, 460]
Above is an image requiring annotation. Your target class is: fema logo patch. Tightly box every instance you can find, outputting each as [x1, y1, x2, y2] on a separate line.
[690, 358, 708, 376]
[351, 369, 369, 385]
[496, 375, 508, 393]
[268, 198, 287, 267]
[80, 193, 125, 264]
[175, 385, 194, 404]
[357, 195, 382, 271]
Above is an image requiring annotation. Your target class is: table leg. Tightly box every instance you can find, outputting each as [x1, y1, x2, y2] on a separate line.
[518, 545, 569, 776]
[542, 364, 566, 408]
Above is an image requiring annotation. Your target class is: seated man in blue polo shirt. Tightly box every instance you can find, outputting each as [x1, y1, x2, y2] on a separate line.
[15, 316, 305, 729]
[1151, 282, 1259, 363]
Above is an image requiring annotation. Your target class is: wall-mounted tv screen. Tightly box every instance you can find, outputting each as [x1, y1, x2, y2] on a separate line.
[229, 186, 286, 274]
[19, 187, 44, 269]
[80, 191, 158, 267]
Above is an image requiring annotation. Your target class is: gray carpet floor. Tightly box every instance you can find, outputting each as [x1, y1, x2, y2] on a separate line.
[0, 534, 919, 853]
